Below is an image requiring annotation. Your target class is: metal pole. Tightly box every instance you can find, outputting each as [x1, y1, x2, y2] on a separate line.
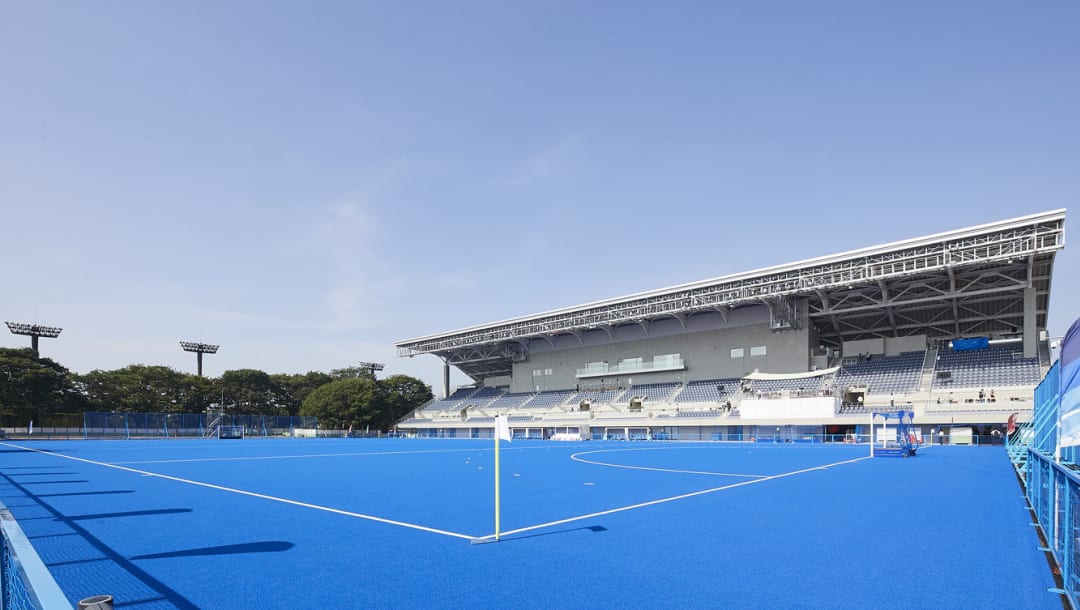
[869, 413, 874, 457]
[443, 363, 451, 399]
[494, 426, 502, 541]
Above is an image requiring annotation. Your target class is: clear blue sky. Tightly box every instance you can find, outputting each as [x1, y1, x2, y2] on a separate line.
[2, 1, 1077, 395]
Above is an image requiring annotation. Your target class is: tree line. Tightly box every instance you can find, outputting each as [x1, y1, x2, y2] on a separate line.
[0, 347, 432, 431]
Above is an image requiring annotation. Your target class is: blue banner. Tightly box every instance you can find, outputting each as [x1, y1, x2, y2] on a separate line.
[1058, 317, 1080, 447]
[952, 337, 990, 351]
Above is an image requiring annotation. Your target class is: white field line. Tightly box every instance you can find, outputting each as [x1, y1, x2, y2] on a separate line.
[113, 447, 514, 465]
[474, 454, 872, 541]
[0, 442, 476, 541]
[112, 444, 556, 465]
[571, 448, 767, 478]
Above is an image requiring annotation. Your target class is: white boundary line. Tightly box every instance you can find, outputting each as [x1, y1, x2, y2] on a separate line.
[0, 442, 477, 541]
[571, 448, 767, 478]
[111, 446, 542, 465]
[474, 454, 871, 541]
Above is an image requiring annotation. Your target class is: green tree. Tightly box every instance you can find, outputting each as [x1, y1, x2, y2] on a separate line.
[380, 374, 433, 423]
[299, 374, 431, 431]
[0, 347, 82, 426]
[78, 365, 211, 413]
[219, 369, 286, 415]
[300, 377, 388, 430]
[270, 371, 333, 416]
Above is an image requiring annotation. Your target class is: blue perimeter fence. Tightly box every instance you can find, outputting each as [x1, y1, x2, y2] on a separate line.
[4, 412, 321, 440]
[1025, 359, 1080, 604]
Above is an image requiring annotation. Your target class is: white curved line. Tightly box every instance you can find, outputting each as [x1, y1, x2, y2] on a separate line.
[571, 447, 766, 478]
[474, 454, 871, 541]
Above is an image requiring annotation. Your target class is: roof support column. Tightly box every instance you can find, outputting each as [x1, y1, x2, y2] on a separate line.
[1023, 286, 1037, 358]
[443, 362, 451, 399]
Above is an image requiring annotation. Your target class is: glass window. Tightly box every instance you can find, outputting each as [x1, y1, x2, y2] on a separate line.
[653, 353, 680, 367]
[730, 348, 744, 358]
[750, 345, 767, 357]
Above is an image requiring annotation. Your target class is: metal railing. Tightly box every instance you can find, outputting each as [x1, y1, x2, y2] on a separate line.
[1025, 450, 1080, 603]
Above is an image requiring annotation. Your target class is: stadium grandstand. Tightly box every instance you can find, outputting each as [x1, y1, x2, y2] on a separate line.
[396, 209, 1065, 442]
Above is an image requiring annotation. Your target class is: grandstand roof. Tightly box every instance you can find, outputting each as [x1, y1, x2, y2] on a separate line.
[398, 209, 1066, 381]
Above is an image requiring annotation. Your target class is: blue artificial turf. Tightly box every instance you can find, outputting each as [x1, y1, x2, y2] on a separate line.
[0, 439, 1061, 609]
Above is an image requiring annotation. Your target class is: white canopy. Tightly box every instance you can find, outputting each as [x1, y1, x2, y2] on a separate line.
[742, 367, 839, 381]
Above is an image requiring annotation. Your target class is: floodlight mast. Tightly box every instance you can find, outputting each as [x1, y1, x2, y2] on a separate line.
[180, 341, 219, 377]
[5, 322, 62, 355]
[357, 361, 385, 379]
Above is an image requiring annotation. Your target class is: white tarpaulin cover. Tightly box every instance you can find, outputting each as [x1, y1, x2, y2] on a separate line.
[742, 367, 839, 381]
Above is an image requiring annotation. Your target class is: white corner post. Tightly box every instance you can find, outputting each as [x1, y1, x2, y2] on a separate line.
[869, 413, 874, 457]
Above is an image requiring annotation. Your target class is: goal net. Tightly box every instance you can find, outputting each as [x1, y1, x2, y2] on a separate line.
[870, 410, 918, 457]
[218, 425, 245, 440]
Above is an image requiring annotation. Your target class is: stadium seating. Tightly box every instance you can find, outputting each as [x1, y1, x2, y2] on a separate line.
[835, 351, 924, 395]
[626, 382, 681, 403]
[463, 386, 502, 403]
[932, 345, 1041, 388]
[422, 387, 478, 412]
[837, 404, 870, 415]
[576, 388, 625, 406]
[523, 389, 575, 409]
[674, 378, 741, 404]
[748, 378, 823, 396]
[407, 344, 1040, 430]
[483, 392, 535, 410]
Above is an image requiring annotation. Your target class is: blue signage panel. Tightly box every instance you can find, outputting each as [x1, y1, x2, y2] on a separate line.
[1059, 317, 1080, 447]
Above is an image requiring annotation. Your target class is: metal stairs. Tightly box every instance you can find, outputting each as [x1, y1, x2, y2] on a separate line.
[1008, 403, 1055, 475]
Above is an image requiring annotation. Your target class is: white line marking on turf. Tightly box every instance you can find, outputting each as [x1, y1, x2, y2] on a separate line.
[474, 454, 871, 541]
[114, 449, 477, 465]
[571, 448, 767, 478]
[113, 445, 552, 465]
[0, 442, 476, 541]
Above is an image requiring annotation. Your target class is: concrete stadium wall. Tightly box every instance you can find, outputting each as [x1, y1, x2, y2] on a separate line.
[510, 306, 812, 393]
[483, 375, 512, 388]
[843, 335, 927, 357]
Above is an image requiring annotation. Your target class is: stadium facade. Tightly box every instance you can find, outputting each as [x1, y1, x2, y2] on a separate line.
[396, 210, 1065, 442]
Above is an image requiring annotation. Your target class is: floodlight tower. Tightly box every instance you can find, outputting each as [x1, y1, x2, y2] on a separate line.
[358, 361, 385, 379]
[180, 341, 219, 377]
[5, 322, 63, 355]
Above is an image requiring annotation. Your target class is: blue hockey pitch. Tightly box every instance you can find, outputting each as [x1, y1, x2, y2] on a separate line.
[0, 439, 1060, 609]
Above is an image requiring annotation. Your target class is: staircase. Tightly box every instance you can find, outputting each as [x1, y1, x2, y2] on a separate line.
[1007, 406, 1055, 476]
[918, 347, 938, 393]
[204, 415, 222, 439]
[1007, 419, 1035, 475]
[1038, 339, 1052, 373]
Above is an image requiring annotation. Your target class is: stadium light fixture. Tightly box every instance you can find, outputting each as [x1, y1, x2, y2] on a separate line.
[5, 321, 63, 355]
[180, 341, 219, 377]
[357, 361, 385, 379]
